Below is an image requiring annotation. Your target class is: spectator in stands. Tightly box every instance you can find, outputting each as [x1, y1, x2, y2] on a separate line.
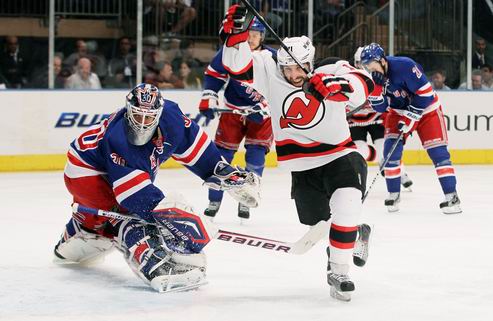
[430, 70, 451, 90]
[459, 70, 489, 90]
[144, 71, 159, 87]
[29, 54, 66, 88]
[156, 61, 184, 89]
[57, 68, 73, 89]
[171, 39, 203, 72]
[480, 64, 493, 89]
[64, 39, 88, 68]
[0, 36, 30, 88]
[85, 40, 108, 80]
[148, 0, 197, 36]
[472, 38, 488, 70]
[252, 0, 290, 31]
[65, 57, 101, 89]
[178, 60, 201, 90]
[107, 37, 137, 88]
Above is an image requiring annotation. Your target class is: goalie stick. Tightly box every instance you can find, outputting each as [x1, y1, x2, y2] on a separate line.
[72, 203, 328, 255]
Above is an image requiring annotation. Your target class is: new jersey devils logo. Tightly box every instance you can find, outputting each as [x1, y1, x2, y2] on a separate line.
[280, 89, 325, 130]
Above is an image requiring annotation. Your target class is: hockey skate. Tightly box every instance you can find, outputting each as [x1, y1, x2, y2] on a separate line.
[353, 224, 371, 267]
[327, 248, 354, 302]
[204, 201, 221, 220]
[384, 192, 400, 212]
[238, 203, 250, 220]
[440, 192, 462, 214]
[400, 173, 413, 191]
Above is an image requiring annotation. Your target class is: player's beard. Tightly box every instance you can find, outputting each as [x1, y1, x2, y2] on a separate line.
[289, 76, 305, 87]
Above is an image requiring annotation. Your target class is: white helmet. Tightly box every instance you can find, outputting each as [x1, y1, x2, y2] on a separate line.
[277, 36, 315, 72]
[354, 46, 364, 68]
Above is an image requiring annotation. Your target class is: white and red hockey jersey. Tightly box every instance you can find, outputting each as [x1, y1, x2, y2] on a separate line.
[222, 42, 372, 171]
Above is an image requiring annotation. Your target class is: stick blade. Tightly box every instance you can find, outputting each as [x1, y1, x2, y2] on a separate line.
[288, 220, 330, 255]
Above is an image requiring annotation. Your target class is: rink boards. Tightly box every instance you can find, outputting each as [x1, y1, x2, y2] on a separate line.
[1, 90, 492, 171]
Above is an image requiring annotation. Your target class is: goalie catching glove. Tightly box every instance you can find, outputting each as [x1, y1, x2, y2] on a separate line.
[204, 161, 260, 208]
[303, 73, 354, 103]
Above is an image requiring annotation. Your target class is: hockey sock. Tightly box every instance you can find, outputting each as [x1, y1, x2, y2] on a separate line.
[328, 188, 362, 265]
[354, 140, 375, 161]
[208, 147, 236, 202]
[427, 146, 457, 194]
[383, 138, 403, 193]
[374, 138, 384, 164]
[245, 145, 267, 176]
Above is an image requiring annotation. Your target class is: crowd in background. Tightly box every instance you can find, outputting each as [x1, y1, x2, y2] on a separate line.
[0, 0, 492, 90]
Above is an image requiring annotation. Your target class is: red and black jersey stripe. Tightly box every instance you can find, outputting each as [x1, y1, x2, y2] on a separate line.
[224, 60, 254, 83]
[276, 138, 356, 161]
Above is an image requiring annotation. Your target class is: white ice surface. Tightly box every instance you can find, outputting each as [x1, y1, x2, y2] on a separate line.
[1, 165, 492, 321]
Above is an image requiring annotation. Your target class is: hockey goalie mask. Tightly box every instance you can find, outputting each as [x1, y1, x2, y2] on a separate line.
[125, 83, 164, 146]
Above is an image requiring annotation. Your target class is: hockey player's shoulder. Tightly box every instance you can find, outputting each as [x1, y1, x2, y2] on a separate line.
[388, 56, 417, 71]
[314, 58, 357, 74]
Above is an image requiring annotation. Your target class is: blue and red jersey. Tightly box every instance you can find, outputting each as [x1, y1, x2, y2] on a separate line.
[373, 56, 440, 115]
[65, 100, 222, 218]
[203, 45, 276, 110]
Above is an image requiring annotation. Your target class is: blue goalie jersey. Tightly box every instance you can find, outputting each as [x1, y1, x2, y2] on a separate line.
[64, 100, 222, 217]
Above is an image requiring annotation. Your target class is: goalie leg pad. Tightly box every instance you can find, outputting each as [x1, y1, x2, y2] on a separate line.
[54, 218, 114, 265]
[116, 220, 207, 292]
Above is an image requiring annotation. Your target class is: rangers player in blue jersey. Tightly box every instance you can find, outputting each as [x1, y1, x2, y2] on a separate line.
[53, 83, 260, 292]
[359, 43, 461, 214]
[199, 12, 274, 220]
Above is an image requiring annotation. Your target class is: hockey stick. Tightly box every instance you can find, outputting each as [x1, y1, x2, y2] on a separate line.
[362, 131, 404, 203]
[72, 203, 328, 255]
[210, 107, 253, 116]
[345, 103, 366, 118]
[238, 0, 312, 77]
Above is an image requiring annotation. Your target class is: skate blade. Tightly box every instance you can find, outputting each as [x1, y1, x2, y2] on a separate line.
[386, 205, 399, 213]
[441, 205, 462, 215]
[151, 278, 208, 293]
[352, 224, 371, 267]
[330, 287, 352, 302]
[159, 281, 208, 293]
[150, 269, 207, 293]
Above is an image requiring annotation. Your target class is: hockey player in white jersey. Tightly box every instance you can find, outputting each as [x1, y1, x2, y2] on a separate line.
[220, 7, 373, 301]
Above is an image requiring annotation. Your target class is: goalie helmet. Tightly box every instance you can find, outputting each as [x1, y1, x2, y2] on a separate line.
[277, 36, 315, 72]
[125, 83, 165, 146]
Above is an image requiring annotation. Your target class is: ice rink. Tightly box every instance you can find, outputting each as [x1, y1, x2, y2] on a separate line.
[1, 165, 492, 321]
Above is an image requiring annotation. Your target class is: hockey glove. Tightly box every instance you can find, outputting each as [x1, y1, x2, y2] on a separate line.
[367, 84, 388, 113]
[371, 71, 386, 86]
[397, 105, 423, 133]
[204, 161, 260, 208]
[246, 100, 270, 123]
[219, 4, 252, 47]
[303, 73, 354, 103]
[198, 90, 219, 120]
